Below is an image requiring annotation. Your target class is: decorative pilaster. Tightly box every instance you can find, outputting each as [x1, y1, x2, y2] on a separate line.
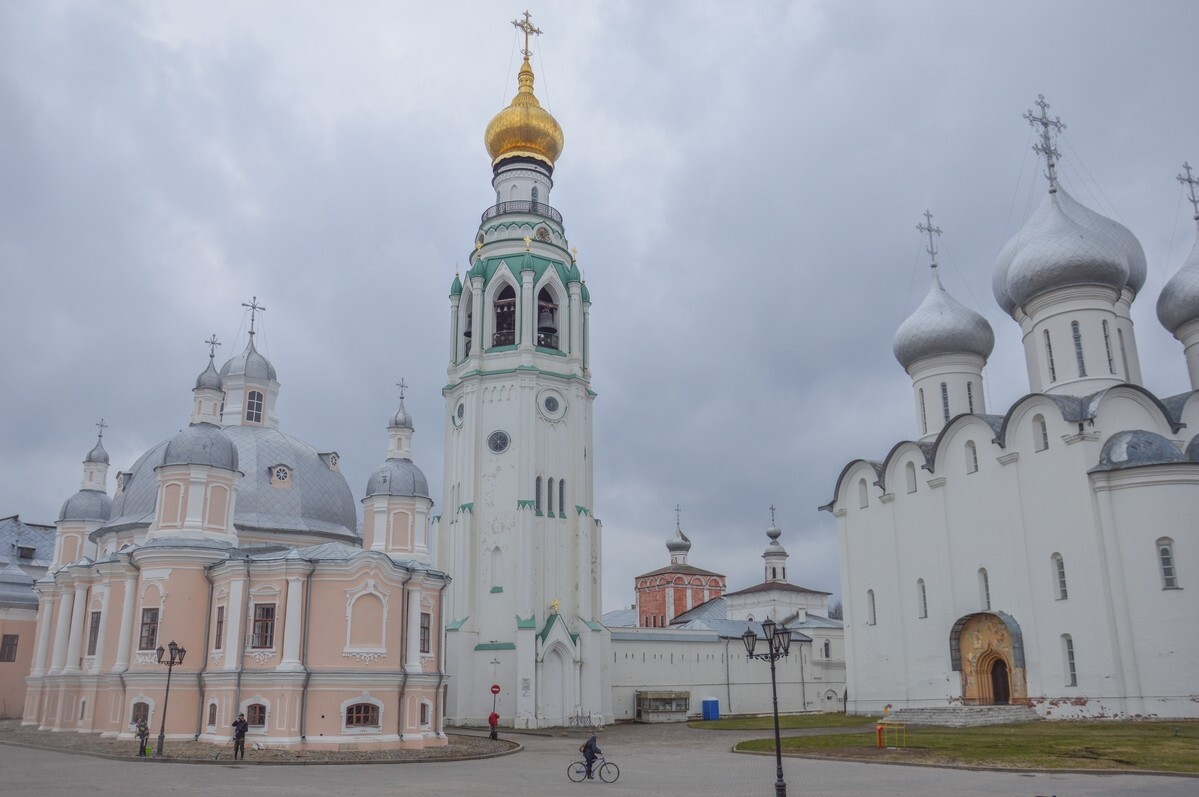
[405, 582, 422, 673]
[113, 573, 137, 672]
[49, 591, 73, 673]
[280, 576, 304, 671]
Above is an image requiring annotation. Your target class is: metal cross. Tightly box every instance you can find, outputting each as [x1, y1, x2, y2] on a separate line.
[96, 418, 108, 439]
[1178, 162, 1199, 227]
[396, 378, 408, 400]
[570, 246, 578, 263]
[916, 209, 943, 269]
[523, 235, 532, 252]
[511, 10, 542, 58]
[1024, 94, 1066, 193]
[242, 296, 267, 337]
[204, 334, 221, 359]
[674, 504, 682, 528]
[769, 504, 776, 525]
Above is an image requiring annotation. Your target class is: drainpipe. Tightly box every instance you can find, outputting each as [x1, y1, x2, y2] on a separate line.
[117, 550, 140, 727]
[434, 578, 447, 736]
[298, 560, 316, 741]
[233, 556, 250, 713]
[724, 637, 733, 715]
[193, 565, 216, 739]
[397, 570, 412, 740]
[798, 644, 807, 711]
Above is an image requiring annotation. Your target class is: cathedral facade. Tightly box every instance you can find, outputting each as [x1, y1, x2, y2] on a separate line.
[824, 101, 1199, 719]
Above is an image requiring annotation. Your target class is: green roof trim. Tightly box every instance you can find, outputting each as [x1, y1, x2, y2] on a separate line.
[516, 615, 536, 629]
[538, 613, 558, 643]
[458, 502, 474, 513]
[582, 619, 603, 632]
[471, 253, 573, 291]
[444, 365, 592, 391]
[474, 642, 516, 651]
[517, 500, 535, 510]
[432, 515, 441, 523]
[486, 344, 518, 354]
[450, 274, 463, 296]
[490, 586, 503, 593]
[575, 505, 590, 517]
[446, 618, 468, 631]
[535, 347, 566, 357]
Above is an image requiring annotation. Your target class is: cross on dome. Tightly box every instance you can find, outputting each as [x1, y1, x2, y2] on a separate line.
[242, 296, 267, 337]
[769, 504, 776, 524]
[204, 333, 221, 359]
[511, 10, 542, 58]
[95, 418, 108, 439]
[674, 503, 682, 529]
[1179, 161, 1199, 229]
[1024, 94, 1066, 193]
[917, 210, 943, 269]
[396, 378, 408, 400]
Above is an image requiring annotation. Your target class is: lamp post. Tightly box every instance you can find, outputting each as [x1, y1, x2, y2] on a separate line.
[742, 618, 792, 797]
[155, 640, 186, 756]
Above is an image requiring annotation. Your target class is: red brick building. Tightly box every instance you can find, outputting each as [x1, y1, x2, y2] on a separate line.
[634, 524, 725, 627]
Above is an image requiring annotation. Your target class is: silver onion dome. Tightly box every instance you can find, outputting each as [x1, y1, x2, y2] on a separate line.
[1185, 433, 1199, 463]
[365, 458, 430, 499]
[162, 423, 240, 471]
[85, 437, 110, 465]
[219, 338, 277, 382]
[894, 271, 994, 370]
[58, 488, 113, 523]
[1093, 430, 1184, 471]
[665, 526, 691, 554]
[195, 356, 223, 391]
[389, 397, 414, 430]
[1157, 240, 1199, 334]
[994, 187, 1144, 317]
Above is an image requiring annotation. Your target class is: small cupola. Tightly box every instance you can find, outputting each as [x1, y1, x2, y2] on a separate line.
[762, 507, 788, 583]
[665, 505, 691, 566]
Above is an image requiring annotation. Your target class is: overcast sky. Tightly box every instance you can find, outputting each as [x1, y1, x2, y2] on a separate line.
[3, 1, 1198, 614]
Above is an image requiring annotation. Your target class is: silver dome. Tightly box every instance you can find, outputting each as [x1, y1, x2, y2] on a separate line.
[665, 526, 691, 553]
[195, 356, 223, 390]
[1094, 430, 1184, 471]
[1185, 433, 1199, 463]
[365, 458, 430, 499]
[100, 426, 357, 540]
[994, 187, 1145, 317]
[1157, 240, 1199, 334]
[58, 489, 113, 522]
[219, 338, 277, 382]
[389, 397, 414, 430]
[894, 271, 995, 370]
[162, 423, 240, 471]
[85, 437, 110, 464]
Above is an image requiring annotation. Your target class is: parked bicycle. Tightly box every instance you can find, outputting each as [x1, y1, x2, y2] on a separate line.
[567, 753, 619, 783]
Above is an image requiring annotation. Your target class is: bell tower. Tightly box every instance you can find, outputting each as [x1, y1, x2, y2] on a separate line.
[434, 13, 610, 729]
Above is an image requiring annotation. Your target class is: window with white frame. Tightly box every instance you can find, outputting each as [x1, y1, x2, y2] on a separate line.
[1158, 538, 1179, 589]
[251, 604, 276, 648]
[1102, 320, 1115, 374]
[940, 382, 950, 423]
[1044, 330, 1057, 382]
[138, 608, 159, 650]
[919, 389, 928, 435]
[246, 703, 266, 727]
[917, 578, 928, 619]
[1034, 414, 1049, 452]
[905, 462, 917, 493]
[1071, 320, 1086, 377]
[858, 479, 868, 509]
[866, 589, 876, 625]
[967, 381, 975, 413]
[1062, 634, 1077, 686]
[1051, 553, 1068, 600]
[245, 390, 264, 424]
[346, 702, 380, 728]
[966, 441, 978, 473]
[979, 568, 991, 610]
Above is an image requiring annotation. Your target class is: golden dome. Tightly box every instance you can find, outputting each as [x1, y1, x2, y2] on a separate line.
[484, 58, 564, 168]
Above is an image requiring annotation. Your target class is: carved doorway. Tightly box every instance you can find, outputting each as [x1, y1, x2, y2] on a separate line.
[949, 612, 1027, 705]
[990, 658, 1010, 704]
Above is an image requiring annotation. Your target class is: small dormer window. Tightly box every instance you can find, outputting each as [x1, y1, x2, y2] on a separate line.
[246, 390, 264, 424]
[328, 453, 339, 470]
[17, 546, 35, 560]
[270, 465, 292, 489]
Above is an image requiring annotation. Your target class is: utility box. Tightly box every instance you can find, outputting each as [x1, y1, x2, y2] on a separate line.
[634, 690, 691, 723]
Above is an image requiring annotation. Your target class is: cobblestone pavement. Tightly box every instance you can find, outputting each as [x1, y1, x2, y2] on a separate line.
[2, 720, 1195, 797]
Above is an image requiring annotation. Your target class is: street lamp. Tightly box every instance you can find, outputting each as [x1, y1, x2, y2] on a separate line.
[742, 618, 792, 797]
[155, 640, 186, 756]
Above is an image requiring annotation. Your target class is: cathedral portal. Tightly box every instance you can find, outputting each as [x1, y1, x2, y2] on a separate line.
[949, 612, 1027, 705]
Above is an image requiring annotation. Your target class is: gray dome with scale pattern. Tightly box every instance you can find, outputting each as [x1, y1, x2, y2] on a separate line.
[195, 356, 223, 390]
[365, 458, 430, 499]
[58, 489, 113, 523]
[1093, 430, 1184, 471]
[894, 271, 994, 370]
[219, 338, 277, 382]
[1157, 240, 1199, 334]
[85, 437, 110, 465]
[162, 423, 239, 471]
[993, 187, 1145, 317]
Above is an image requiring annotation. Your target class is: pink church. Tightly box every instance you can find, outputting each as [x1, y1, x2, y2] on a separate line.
[20, 327, 449, 751]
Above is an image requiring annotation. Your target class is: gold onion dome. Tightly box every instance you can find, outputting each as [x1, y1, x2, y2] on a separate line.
[484, 58, 564, 168]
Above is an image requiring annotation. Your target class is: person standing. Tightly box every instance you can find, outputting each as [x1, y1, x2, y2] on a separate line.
[135, 719, 150, 757]
[488, 710, 499, 741]
[231, 712, 249, 760]
[581, 731, 601, 779]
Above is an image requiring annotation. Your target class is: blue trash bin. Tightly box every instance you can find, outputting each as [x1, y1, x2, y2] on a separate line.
[701, 698, 719, 721]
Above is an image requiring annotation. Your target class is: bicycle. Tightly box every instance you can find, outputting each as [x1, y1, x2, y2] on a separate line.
[567, 754, 619, 783]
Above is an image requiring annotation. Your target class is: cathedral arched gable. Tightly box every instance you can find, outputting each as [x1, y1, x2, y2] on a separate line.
[996, 393, 1075, 449]
[1089, 385, 1181, 439]
[820, 459, 883, 513]
[925, 414, 1001, 474]
[880, 440, 933, 491]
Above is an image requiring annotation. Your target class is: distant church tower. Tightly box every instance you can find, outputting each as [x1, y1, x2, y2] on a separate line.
[435, 13, 610, 728]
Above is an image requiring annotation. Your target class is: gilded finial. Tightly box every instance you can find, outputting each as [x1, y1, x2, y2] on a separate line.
[550, 598, 560, 614]
[1024, 94, 1066, 193]
[916, 210, 943, 270]
[570, 246, 578, 263]
[523, 235, 532, 252]
[511, 10, 542, 59]
[475, 240, 483, 253]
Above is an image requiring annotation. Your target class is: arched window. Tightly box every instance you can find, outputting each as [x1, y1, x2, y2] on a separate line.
[1062, 634, 1077, 686]
[247, 703, 266, 727]
[967, 381, 975, 414]
[535, 476, 542, 514]
[462, 305, 473, 357]
[1117, 328, 1130, 377]
[547, 478, 555, 515]
[978, 568, 991, 610]
[917, 578, 928, 619]
[493, 284, 516, 347]
[536, 287, 559, 349]
[346, 703, 380, 727]
[905, 462, 917, 494]
[130, 701, 149, 725]
[1072, 320, 1086, 377]
[965, 441, 978, 474]
[940, 382, 950, 423]
[771, 567, 777, 579]
[823, 639, 831, 658]
[1044, 329, 1057, 382]
[866, 590, 877, 625]
[1158, 537, 1179, 588]
[1102, 321, 1115, 374]
[919, 389, 928, 435]
[245, 390, 264, 423]
[1051, 553, 1068, 600]
[858, 479, 868, 509]
[559, 479, 566, 516]
[530, 185, 539, 206]
[207, 703, 217, 726]
[1034, 414, 1049, 452]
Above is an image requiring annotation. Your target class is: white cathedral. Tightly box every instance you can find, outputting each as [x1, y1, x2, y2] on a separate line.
[824, 99, 1199, 719]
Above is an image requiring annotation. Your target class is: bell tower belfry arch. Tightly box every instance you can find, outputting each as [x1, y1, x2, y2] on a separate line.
[434, 13, 611, 729]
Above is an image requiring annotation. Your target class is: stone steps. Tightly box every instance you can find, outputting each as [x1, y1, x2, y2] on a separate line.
[883, 705, 1040, 727]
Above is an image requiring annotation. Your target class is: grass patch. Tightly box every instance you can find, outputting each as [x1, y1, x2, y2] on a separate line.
[690, 714, 878, 731]
[735, 720, 1199, 773]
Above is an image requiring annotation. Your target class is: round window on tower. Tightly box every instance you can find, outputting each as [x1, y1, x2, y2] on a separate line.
[487, 430, 510, 454]
[538, 389, 567, 421]
[457, 403, 465, 420]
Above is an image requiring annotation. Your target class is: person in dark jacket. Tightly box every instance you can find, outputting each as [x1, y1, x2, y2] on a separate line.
[581, 732, 601, 779]
[231, 713, 249, 760]
[135, 719, 150, 757]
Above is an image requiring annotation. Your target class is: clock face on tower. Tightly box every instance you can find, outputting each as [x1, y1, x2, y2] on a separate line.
[538, 389, 567, 421]
[487, 430, 511, 453]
